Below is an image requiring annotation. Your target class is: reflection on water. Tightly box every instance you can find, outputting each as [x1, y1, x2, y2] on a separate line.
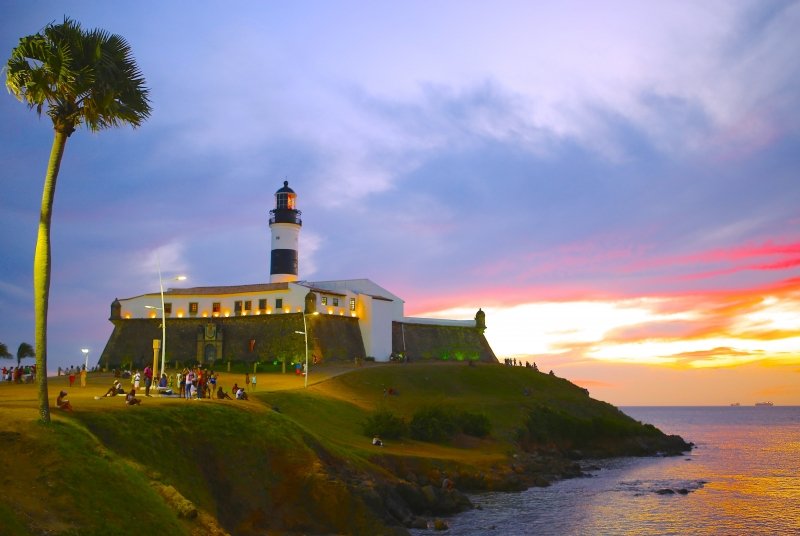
[411, 406, 800, 535]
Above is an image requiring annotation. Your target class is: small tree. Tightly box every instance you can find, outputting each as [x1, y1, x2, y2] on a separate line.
[0, 342, 12, 359]
[17, 342, 35, 366]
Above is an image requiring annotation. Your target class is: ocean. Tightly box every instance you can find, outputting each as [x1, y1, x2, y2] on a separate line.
[411, 406, 800, 535]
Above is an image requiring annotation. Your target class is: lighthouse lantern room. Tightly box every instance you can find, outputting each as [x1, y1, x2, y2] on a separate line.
[269, 181, 302, 282]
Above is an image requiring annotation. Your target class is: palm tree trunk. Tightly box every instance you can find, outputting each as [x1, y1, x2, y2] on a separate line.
[34, 129, 68, 424]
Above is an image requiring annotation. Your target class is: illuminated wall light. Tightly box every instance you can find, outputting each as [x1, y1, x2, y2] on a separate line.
[177, 312, 184, 318]
[202, 312, 209, 318]
[256, 310, 261, 315]
[242, 311, 248, 316]
[213, 312, 219, 318]
[339, 310, 344, 315]
[283, 307, 290, 313]
[350, 312, 356, 317]
[266, 308, 272, 314]
[327, 307, 333, 314]
[124, 313, 131, 319]
[149, 311, 157, 319]
[296, 307, 302, 312]
[224, 312, 230, 317]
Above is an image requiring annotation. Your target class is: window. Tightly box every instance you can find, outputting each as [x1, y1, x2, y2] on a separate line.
[332, 298, 339, 307]
[275, 298, 283, 310]
[189, 302, 198, 315]
[244, 300, 252, 311]
[258, 299, 267, 311]
[349, 298, 356, 311]
[234, 301, 242, 313]
[212, 302, 221, 313]
[164, 302, 172, 314]
[321, 296, 327, 306]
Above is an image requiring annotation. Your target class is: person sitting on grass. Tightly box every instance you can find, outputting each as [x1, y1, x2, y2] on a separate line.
[103, 380, 124, 397]
[56, 391, 73, 412]
[125, 388, 141, 406]
[216, 386, 233, 400]
[235, 387, 248, 400]
[372, 435, 383, 447]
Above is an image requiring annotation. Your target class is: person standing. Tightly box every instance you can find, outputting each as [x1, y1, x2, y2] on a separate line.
[133, 370, 141, 390]
[185, 368, 195, 399]
[80, 366, 87, 387]
[143, 365, 153, 397]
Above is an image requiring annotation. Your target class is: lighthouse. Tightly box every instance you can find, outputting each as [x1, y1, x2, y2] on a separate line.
[269, 181, 302, 282]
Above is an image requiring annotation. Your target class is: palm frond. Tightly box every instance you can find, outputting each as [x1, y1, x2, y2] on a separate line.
[5, 16, 151, 133]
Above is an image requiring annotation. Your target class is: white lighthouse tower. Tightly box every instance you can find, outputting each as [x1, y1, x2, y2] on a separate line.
[269, 181, 302, 283]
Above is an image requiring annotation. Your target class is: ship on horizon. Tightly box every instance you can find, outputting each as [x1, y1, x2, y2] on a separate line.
[754, 401, 774, 407]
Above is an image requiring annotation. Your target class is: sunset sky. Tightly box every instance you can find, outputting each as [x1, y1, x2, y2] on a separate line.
[1, 1, 798, 405]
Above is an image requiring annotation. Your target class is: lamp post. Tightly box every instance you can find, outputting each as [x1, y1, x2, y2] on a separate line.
[81, 348, 89, 370]
[146, 255, 186, 382]
[294, 311, 318, 388]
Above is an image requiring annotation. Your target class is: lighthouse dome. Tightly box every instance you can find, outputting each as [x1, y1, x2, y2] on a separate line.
[276, 180, 295, 194]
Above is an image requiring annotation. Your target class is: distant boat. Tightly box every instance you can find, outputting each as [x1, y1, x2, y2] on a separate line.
[755, 402, 774, 407]
[730, 403, 740, 406]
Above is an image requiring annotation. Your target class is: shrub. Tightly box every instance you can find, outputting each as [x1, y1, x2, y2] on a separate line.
[362, 410, 407, 439]
[409, 407, 459, 442]
[458, 411, 492, 438]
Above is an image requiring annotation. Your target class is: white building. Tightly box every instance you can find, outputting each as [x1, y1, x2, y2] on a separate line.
[112, 181, 474, 362]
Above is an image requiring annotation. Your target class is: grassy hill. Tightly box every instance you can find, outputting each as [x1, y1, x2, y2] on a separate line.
[0, 362, 690, 535]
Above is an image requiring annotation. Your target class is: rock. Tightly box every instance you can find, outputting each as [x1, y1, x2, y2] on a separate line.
[421, 484, 438, 506]
[677, 488, 690, 495]
[656, 488, 675, 495]
[410, 517, 429, 529]
[433, 518, 449, 531]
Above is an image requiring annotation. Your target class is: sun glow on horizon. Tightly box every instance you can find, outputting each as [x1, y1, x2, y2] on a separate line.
[418, 287, 800, 370]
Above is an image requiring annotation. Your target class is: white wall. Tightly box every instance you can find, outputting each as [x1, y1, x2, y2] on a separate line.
[118, 284, 310, 319]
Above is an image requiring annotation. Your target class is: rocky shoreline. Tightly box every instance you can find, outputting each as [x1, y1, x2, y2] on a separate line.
[361, 432, 693, 532]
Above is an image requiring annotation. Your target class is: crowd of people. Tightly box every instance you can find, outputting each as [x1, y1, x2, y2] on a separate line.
[503, 358, 538, 370]
[1, 364, 36, 383]
[95, 366, 254, 407]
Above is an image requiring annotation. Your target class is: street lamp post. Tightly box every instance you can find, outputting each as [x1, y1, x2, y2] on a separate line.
[146, 255, 186, 382]
[294, 311, 319, 388]
[81, 348, 89, 370]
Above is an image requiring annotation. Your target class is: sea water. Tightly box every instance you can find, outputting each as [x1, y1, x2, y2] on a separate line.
[411, 406, 800, 535]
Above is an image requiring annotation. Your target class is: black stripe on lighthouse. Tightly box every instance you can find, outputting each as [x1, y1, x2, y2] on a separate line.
[270, 249, 298, 276]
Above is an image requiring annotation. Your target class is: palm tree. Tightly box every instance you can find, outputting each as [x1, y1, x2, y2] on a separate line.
[5, 18, 151, 423]
[17, 342, 35, 367]
[0, 342, 11, 359]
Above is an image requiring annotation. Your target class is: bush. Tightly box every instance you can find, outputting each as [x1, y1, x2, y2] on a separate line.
[362, 410, 407, 439]
[410, 407, 459, 442]
[458, 411, 492, 438]
[518, 405, 657, 448]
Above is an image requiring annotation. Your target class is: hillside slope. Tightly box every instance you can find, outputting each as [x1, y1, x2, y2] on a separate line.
[0, 363, 690, 535]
